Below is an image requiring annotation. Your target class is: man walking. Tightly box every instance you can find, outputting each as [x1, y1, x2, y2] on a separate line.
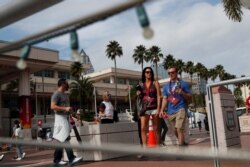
[51, 78, 82, 166]
[160, 66, 191, 146]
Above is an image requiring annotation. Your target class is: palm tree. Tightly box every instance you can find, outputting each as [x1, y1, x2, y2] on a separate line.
[70, 62, 83, 80]
[183, 61, 196, 107]
[105, 40, 123, 109]
[175, 59, 185, 79]
[223, 0, 243, 22]
[234, 86, 244, 107]
[200, 67, 209, 84]
[215, 65, 225, 81]
[132, 45, 147, 71]
[163, 54, 176, 75]
[194, 62, 207, 107]
[221, 72, 236, 81]
[70, 62, 84, 109]
[70, 77, 94, 110]
[209, 68, 218, 83]
[195, 62, 205, 78]
[146, 46, 163, 80]
[184, 61, 196, 86]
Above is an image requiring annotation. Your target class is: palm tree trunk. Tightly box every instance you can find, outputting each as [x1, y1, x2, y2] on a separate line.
[141, 62, 143, 72]
[155, 62, 158, 80]
[114, 58, 117, 110]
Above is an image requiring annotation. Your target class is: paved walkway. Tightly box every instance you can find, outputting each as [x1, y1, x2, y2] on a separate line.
[0, 128, 249, 167]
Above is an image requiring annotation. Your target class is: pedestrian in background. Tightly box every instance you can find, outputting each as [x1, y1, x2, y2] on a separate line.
[98, 91, 114, 124]
[51, 78, 82, 166]
[13, 120, 26, 160]
[160, 66, 191, 146]
[197, 119, 202, 132]
[159, 117, 168, 147]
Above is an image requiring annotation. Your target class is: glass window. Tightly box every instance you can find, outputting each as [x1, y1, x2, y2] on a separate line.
[128, 79, 138, 86]
[34, 71, 42, 77]
[44, 70, 54, 78]
[117, 77, 126, 84]
[34, 70, 54, 78]
[103, 78, 110, 83]
[58, 71, 70, 79]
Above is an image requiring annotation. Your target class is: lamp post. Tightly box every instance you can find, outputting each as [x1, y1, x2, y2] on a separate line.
[42, 70, 46, 123]
[128, 85, 132, 114]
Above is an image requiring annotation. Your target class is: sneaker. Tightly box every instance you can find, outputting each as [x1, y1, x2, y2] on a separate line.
[160, 143, 167, 148]
[0, 154, 4, 161]
[54, 160, 67, 166]
[137, 154, 143, 159]
[15, 157, 22, 161]
[22, 152, 26, 159]
[70, 157, 82, 165]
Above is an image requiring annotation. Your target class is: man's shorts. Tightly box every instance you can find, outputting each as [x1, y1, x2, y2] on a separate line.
[167, 108, 186, 129]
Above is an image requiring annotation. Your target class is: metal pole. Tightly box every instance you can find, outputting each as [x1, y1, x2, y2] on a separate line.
[0, 0, 149, 53]
[35, 79, 38, 126]
[128, 85, 132, 114]
[42, 71, 46, 123]
[0, 0, 63, 28]
[207, 86, 220, 167]
[94, 87, 97, 118]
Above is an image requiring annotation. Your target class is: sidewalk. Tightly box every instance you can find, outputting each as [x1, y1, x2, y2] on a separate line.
[0, 128, 249, 167]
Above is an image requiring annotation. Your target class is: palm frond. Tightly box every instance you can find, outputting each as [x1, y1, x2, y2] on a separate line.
[223, 0, 243, 22]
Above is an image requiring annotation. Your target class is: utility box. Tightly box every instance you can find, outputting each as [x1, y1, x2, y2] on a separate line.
[206, 86, 241, 149]
[238, 115, 250, 132]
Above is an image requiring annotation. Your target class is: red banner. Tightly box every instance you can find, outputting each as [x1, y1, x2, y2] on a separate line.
[19, 96, 32, 128]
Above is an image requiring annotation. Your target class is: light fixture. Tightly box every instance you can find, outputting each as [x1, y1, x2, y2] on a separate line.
[136, 5, 154, 39]
[70, 30, 81, 62]
[16, 45, 31, 70]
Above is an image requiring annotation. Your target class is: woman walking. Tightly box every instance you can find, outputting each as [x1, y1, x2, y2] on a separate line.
[139, 67, 161, 147]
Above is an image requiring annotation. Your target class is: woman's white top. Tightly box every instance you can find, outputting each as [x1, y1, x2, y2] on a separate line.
[101, 101, 114, 119]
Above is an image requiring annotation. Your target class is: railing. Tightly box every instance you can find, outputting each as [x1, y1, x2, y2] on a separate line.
[206, 76, 250, 167]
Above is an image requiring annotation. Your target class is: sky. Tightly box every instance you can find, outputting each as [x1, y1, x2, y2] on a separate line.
[0, 0, 250, 77]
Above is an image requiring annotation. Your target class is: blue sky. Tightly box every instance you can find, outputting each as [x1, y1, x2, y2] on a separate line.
[1, 0, 250, 78]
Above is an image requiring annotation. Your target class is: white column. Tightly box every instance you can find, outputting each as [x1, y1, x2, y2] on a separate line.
[110, 76, 114, 84]
[19, 69, 30, 96]
[18, 68, 32, 139]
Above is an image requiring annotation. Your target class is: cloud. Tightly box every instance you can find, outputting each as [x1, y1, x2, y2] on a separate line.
[1, 0, 250, 77]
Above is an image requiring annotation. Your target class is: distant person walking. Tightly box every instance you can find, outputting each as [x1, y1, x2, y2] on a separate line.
[204, 115, 209, 134]
[51, 78, 82, 166]
[197, 119, 202, 132]
[13, 120, 26, 160]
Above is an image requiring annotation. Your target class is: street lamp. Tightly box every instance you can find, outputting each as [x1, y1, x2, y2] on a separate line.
[136, 5, 154, 39]
[70, 30, 81, 62]
[16, 45, 30, 70]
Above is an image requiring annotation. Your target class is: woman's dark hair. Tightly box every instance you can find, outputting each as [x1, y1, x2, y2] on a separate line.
[141, 67, 155, 83]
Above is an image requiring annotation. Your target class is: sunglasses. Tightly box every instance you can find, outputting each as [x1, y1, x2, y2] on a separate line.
[145, 71, 152, 74]
[168, 71, 176, 75]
